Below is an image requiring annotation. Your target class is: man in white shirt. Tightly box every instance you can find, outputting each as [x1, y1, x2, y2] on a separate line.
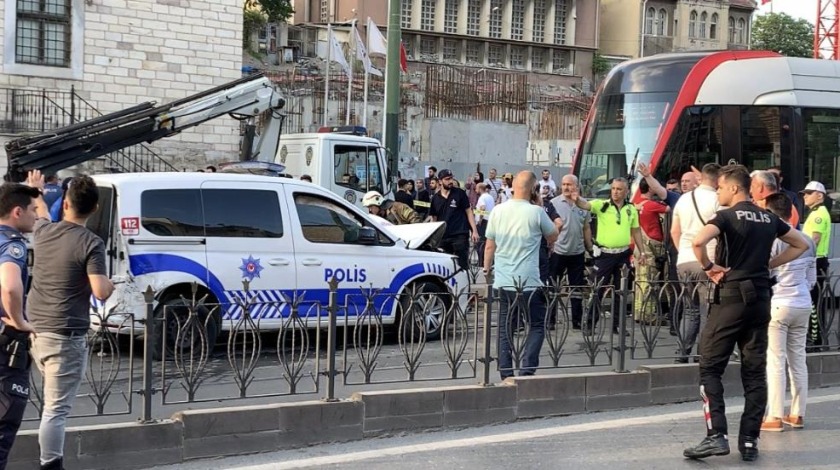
[538, 169, 558, 198]
[475, 183, 495, 268]
[671, 163, 721, 363]
[484, 168, 501, 202]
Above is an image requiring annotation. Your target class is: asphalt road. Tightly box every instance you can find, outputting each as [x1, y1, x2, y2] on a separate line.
[20, 310, 693, 429]
[152, 387, 840, 470]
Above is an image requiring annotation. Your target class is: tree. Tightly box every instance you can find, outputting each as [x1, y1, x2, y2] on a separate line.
[243, 9, 267, 52]
[245, 0, 294, 24]
[592, 53, 610, 77]
[751, 13, 814, 58]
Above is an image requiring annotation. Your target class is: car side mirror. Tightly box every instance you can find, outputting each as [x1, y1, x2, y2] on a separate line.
[358, 226, 378, 245]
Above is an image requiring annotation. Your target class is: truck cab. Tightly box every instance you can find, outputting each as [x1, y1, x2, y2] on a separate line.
[277, 126, 391, 208]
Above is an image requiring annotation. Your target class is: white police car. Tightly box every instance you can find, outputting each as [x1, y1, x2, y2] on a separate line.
[86, 172, 469, 350]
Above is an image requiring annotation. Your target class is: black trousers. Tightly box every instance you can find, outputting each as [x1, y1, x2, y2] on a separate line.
[0, 350, 30, 470]
[809, 257, 830, 347]
[550, 252, 586, 327]
[590, 250, 631, 331]
[476, 220, 488, 269]
[440, 234, 470, 272]
[699, 290, 770, 439]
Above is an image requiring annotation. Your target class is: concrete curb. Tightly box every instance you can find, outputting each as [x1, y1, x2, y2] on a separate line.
[10, 352, 840, 469]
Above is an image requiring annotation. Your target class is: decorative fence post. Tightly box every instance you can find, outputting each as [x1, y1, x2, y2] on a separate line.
[479, 286, 494, 386]
[323, 276, 339, 402]
[140, 285, 156, 423]
[614, 266, 630, 373]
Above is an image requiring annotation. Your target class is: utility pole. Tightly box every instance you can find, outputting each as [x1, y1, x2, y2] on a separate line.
[384, 0, 401, 183]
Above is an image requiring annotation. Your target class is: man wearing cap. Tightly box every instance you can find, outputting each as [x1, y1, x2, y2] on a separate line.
[571, 177, 646, 334]
[429, 169, 479, 270]
[802, 181, 832, 348]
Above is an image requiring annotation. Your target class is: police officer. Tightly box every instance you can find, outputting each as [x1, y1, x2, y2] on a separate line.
[684, 165, 809, 462]
[0, 175, 47, 469]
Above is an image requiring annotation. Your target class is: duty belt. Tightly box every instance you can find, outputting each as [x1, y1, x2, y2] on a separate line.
[600, 246, 630, 254]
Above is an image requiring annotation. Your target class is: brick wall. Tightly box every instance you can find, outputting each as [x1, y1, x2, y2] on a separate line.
[0, 0, 244, 169]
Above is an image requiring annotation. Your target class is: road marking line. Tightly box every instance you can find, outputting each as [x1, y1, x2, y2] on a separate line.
[231, 393, 840, 469]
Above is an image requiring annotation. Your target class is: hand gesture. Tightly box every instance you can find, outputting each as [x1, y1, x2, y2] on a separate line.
[570, 187, 580, 202]
[691, 165, 702, 180]
[705, 264, 730, 284]
[637, 162, 652, 178]
[26, 170, 45, 192]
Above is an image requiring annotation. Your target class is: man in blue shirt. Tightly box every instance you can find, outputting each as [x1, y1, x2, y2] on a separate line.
[484, 171, 559, 379]
[42, 175, 61, 209]
[49, 177, 73, 222]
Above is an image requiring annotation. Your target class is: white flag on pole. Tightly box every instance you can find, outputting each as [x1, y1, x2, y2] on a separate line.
[329, 27, 352, 78]
[354, 25, 382, 77]
[367, 17, 388, 57]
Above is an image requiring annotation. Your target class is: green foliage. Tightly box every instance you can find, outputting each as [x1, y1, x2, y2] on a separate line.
[751, 13, 814, 58]
[245, 0, 294, 23]
[592, 52, 610, 77]
[243, 9, 267, 52]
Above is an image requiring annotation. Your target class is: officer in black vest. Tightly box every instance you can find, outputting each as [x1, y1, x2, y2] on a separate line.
[0, 177, 47, 468]
[683, 165, 809, 462]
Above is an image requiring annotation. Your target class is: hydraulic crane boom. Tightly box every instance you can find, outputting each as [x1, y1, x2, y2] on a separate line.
[4, 73, 286, 181]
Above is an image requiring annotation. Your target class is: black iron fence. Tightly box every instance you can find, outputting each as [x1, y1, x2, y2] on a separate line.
[1, 86, 178, 174]
[21, 270, 840, 424]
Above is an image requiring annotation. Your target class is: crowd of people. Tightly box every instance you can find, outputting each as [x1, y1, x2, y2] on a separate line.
[367, 162, 834, 463]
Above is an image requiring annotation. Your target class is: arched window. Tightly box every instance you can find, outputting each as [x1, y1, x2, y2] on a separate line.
[738, 18, 746, 43]
[700, 12, 708, 38]
[689, 10, 697, 38]
[657, 9, 667, 36]
[710, 13, 718, 39]
[729, 16, 735, 42]
[645, 7, 655, 35]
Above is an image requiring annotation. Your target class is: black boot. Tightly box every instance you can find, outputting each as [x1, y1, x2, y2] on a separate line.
[683, 433, 730, 459]
[739, 436, 759, 462]
[40, 458, 64, 470]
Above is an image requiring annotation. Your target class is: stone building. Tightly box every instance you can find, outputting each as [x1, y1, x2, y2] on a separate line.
[0, 0, 244, 174]
[599, 0, 756, 59]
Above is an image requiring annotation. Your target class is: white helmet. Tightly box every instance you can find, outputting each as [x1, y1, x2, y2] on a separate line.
[362, 191, 385, 207]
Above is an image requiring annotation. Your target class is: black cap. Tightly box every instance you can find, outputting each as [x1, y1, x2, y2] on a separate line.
[438, 169, 453, 179]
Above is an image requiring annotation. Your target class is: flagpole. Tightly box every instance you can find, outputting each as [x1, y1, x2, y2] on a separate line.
[363, 22, 370, 128]
[324, 24, 332, 127]
[346, 19, 356, 125]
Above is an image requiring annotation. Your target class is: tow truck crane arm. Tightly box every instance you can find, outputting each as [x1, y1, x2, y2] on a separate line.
[4, 73, 285, 181]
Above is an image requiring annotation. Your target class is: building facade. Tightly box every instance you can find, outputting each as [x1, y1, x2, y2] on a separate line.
[293, 0, 599, 81]
[599, 0, 756, 59]
[0, 0, 244, 173]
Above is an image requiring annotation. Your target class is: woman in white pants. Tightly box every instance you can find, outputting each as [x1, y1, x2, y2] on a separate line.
[763, 194, 817, 432]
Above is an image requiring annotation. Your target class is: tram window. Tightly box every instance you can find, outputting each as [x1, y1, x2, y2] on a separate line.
[655, 106, 722, 184]
[803, 109, 840, 222]
[741, 107, 781, 171]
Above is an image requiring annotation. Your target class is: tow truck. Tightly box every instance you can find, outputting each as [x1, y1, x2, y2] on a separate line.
[4, 74, 392, 206]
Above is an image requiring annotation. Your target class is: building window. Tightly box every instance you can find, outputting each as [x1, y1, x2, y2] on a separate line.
[729, 17, 735, 42]
[689, 10, 697, 38]
[699, 12, 707, 38]
[512, 0, 525, 41]
[465, 40, 481, 64]
[737, 18, 746, 44]
[710, 13, 718, 40]
[511, 46, 525, 69]
[554, 0, 567, 44]
[443, 39, 458, 61]
[532, 48, 545, 71]
[645, 7, 655, 35]
[489, 0, 502, 39]
[15, 0, 72, 67]
[444, 0, 458, 33]
[552, 49, 571, 74]
[488, 43, 503, 65]
[467, 0, 481, 36]
[421, 0, 435, 31]
[657, 9, 667, 36]
[533, 0, 546, 42]
[321, 0, 329, 23]
[401, 0, 412, 28]
[420, 36, 436, 58]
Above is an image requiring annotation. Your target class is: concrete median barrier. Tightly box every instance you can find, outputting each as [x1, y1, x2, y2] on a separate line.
[9, 353, 840, 470]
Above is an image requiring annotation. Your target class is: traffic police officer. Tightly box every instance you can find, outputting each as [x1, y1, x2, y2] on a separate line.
[571, 177, 646, 334]
[801, 181, 832, 348]
[684, 165, 809, 462]
[0, 178, 45, 469]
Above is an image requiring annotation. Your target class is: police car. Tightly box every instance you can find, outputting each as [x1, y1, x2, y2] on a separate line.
[86, 173, 469, 351]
